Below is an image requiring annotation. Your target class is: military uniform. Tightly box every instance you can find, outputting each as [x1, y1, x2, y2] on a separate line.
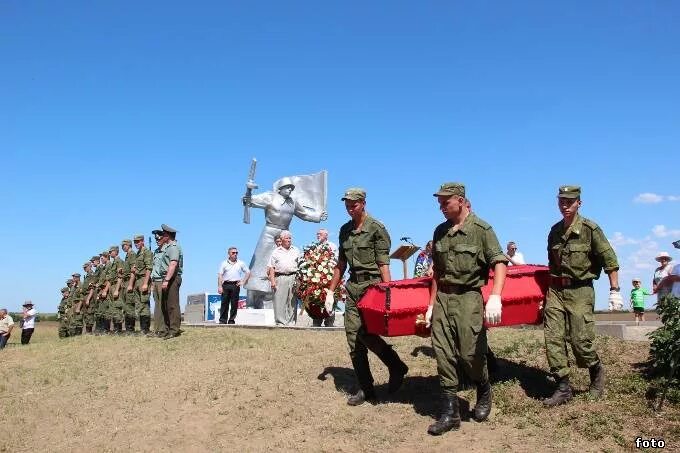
[336, 188, 408, 405]
[121, 240, 138, 333]
[83, 258, 99, 333]
[543, 185, 618, 406]
[69, 273, 84, 336]
[150, 241, 167, 336]
[106, 246, 126, 333]
[57, 287, 71, 338]
[95, 251, 111, 333]
[133, 235, 154, 334]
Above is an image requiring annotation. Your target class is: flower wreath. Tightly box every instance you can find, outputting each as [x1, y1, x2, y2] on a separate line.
[295, 241, 346, 319]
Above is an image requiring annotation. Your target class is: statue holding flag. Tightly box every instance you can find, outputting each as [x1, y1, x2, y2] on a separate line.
[242, 162, 328, 308]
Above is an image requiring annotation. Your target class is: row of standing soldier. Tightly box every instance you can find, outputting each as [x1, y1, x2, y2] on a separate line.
[57, 235, 154, 337]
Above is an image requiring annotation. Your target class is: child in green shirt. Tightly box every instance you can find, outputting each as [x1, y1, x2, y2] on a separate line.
[630, 277, 652, 325]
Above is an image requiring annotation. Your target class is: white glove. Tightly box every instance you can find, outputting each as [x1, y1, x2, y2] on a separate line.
[485, 294, 502, 325]
[425, 305, 433, 328]
[608, 290, 623, 311]
[324, 289, 335, 313]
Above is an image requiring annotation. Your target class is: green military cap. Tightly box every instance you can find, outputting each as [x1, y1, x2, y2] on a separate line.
[91, 255, 100, 261]
[66, 279, 74, 285]
[83, 262, 91, 268]
[133, 234, 145, 241]
[433, 182, 466, 198]
[121, 239, 132, 246]
[72, 272, 81, 278]
[100, 251, 110, 257]
[109, 245, 119, 252]
[341, 188, 366, 201]
[61, 287, 69, 293]
[152, 224, 177, 235]
[558, 185, 581, 199]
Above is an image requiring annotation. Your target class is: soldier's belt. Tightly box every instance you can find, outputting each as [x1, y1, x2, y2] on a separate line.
[349, 273, 380, 283]
[437, 282, 480, 294]
[550, 276, 592, 290]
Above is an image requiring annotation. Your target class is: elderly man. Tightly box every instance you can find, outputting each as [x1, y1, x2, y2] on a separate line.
[218, 247, 250, 324]
[312, 228, 337, 327]
[267, 231, 300, 326]
[316, 228, 338, 258]
[505, 241, 526, 266]
[0, 309, 14, 349]
[151, 224, 183, 339]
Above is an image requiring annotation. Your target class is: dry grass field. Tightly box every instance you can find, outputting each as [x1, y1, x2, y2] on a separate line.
[1, 322, 678, 452]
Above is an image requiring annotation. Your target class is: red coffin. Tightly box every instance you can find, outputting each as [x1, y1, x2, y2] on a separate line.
[356, 265, 550, 337]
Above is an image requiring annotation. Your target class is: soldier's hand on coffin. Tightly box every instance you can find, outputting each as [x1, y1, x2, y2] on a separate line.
[485, 294, 502, 325]
[425, 304, 433, 328]
[608, 290, 623, 311]
[324, 289, 335, 313]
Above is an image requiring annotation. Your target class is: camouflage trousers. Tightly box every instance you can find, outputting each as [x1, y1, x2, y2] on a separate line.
[135, 280, 152, 318]
[108, 289, 125, 323]
[70, 311, 84, 335]
[84, 301, 95, 327]
[58, 316, 70, 338]
[544, 284, 599, 378]
[431, 289, 488, 396]
[122, 285, 137, 319]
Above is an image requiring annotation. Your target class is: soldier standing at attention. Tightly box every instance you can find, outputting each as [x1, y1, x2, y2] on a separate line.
[325, 188, 408, 406]
[543, 185, 620, 406]
[82, 258, 98, 334]
[121, 239, 138, 334]
[57, 286, 71, 339]
[149, 232, 167, 337]
[132, 234, 153, 335]
[95, 251, 111, 334]
[426, 183, 507, 435]
[150, 224, 183, 340]
[107, 245, 126, 334]
[69, 272, 84, 336]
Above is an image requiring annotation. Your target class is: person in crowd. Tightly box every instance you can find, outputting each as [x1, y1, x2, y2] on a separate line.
[505, 241, 526, 266]
[316, 228, 338, 258]
[267, 231, 301, 326]
[543, 185, 620, 407]
[425, 183, 506, 435]
[652, 251, 673, 304]
[21, 301, 36, 345]
[132, 235, 154, 335]
[655, 241, 680, 302]
[630, 278, 652, 325]
[414, 240, 434, 277]
[0, 309, 14, 349]
[121, 239, 138, 334]
[325, 188, 408, 406]
[150, 224, 183, 339]
[218, 247, 250, 324]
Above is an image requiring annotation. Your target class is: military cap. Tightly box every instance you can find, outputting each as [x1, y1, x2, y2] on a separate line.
[558, 185, 581, 199]
[91, 255, 100, 261]
[121, 239, 132, 246]
[152, 224, 177, 235]
[83, 262, 91, 268]
[100, 251, 110, 257]
[109, 245, 119, 252]
[433, 182, 466, 198]
[66, 279, 74, 285]
[61, 287, 69, 293]
[133, 234, 145, 241]
[72, 272, 81, 278]
[341, 188, 366, 201]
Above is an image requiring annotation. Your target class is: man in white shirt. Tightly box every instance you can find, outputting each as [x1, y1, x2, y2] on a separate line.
[21, 301, 36, 345]
[505, 241, 526, 266]
[317, 228, 338, 259]
[0, 309, 14, 349]
[267, 231, 301, 326]
[218, 247, 250, 324]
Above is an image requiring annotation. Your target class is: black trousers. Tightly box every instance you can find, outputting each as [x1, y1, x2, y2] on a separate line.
[220, 282, 240, 322]
[21, 328, 34, 345]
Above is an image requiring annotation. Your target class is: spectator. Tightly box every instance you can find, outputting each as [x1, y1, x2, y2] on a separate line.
[0, 309, 14, 349]
[505, 241, 526, 266]
[217, 247, 250, 324]
[414, 240, 434, 277]
[656, 241, 680, 302]
[630, 278, 651, 325]
[652, 251, 673, 303]
[267, 231, 301, 326]
[21, 301, 36, 345]
[312, 229, 338, 327]
[316, 228, 338, 259]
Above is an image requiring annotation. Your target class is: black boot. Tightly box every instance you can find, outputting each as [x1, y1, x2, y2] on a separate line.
[125, 317, 136, 335]
[348, 355, 376, 406]
[140, 316, 150, 334]
[543, 376, 573, 407]
[85, 325, 92, 334]
[473, 381, 492, 422]
[377, 346, 408, 393]
[486, 347, 498, 375]
[589, 361, 605, 399]
[427, 396, 461, 435]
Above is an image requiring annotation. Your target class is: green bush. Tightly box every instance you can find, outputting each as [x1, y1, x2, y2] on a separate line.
[647, 295, 680, 410]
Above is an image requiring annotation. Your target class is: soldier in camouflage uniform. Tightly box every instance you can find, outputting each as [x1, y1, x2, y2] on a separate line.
[132, 234, 153, 335]
[107, 245, 126, 334]
[121, 239, 138, 334]
[426, 183, 507, 435]
[57, 286, 71, 339]
[82, 258, 98, 334]
[326, 188, 409, 406]
[95, 251, 111, 334]
[69, 272, 84, 336]
[543, 185, 620, 406]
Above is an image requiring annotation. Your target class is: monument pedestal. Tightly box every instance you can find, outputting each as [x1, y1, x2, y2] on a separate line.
[234, 308, 275, 326]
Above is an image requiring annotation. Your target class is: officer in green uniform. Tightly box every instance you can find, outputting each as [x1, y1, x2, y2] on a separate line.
[95, 251, 111, 334]
[69, 272, 84, 336]
[151, 224, 183, 339]
[82, 258, 98, 334]
[107, 245, 126, 334]
[426, 183, 507, 435]
[543, 185, 620, 406]
[326, 188, 409, 406]
[133, 234, 154, 334]
[121, 239, 138, 334]
[57, 286, 71, 338]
